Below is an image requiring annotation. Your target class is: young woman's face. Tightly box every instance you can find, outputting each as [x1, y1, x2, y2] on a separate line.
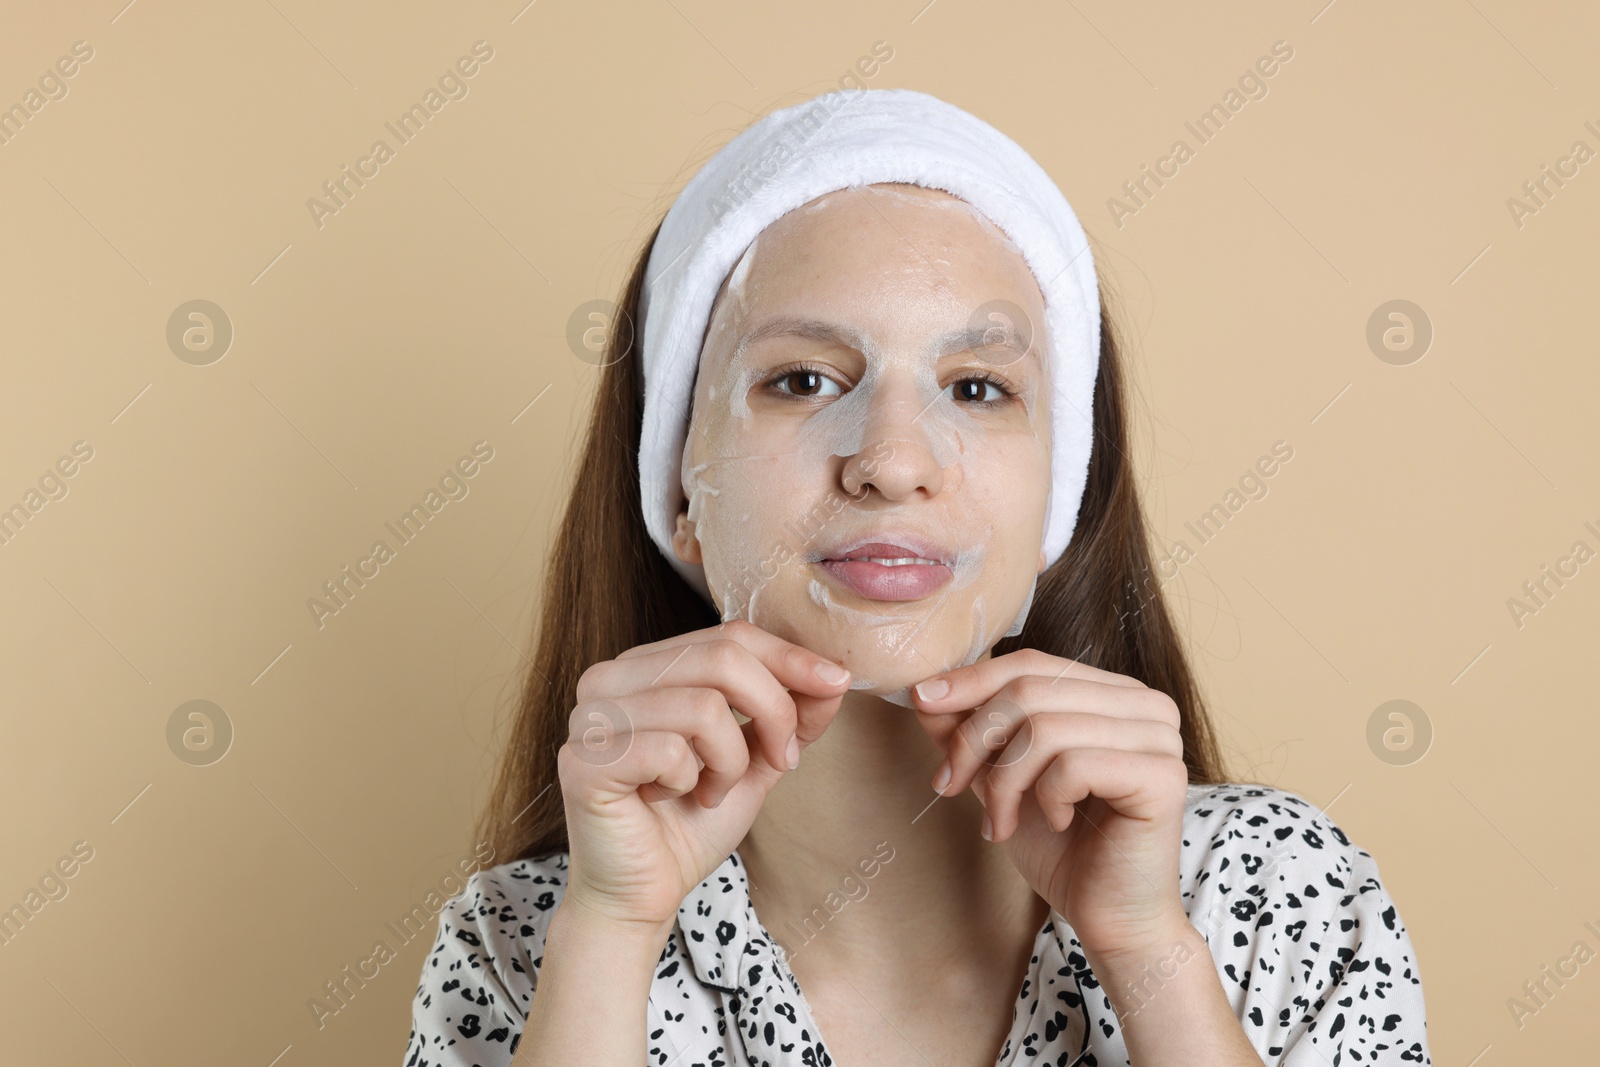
[673, 182, 1053, 701]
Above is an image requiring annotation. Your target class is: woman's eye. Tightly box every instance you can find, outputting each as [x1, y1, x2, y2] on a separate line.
[770, 369, 1004, 403]
[775, 370, 842, 398]
[950, 378, 1005, 403]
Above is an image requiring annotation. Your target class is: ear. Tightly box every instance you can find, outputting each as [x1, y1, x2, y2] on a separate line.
[1037, 549, 1047, 575]
[672, 507, 703, 566]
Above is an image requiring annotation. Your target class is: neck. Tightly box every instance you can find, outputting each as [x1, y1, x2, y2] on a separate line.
[739, 688, 1047, 968]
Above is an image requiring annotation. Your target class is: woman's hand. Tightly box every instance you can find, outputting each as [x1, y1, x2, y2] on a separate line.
[557, 619, 852, 934]
[911, 648, 1193, 960]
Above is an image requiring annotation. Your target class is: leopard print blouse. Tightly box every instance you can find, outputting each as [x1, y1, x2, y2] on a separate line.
[402, 782, 1431, 1066]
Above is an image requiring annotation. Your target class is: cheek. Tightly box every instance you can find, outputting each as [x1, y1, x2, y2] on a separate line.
[937, 433, 1049, 618]
[954, 431, 1050, 526]
[687, 439, 827, 614]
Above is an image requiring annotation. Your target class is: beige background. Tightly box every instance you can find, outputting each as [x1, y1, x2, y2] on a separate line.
[1, 0, 1595, 1063]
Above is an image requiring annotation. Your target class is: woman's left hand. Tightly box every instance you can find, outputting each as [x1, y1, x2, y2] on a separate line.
[911, 648, 1194, 961]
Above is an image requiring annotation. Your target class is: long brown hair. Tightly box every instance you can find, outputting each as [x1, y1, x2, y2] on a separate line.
[476, 220, 1229, 864]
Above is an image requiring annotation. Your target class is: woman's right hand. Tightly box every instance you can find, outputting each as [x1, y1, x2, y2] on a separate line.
[556, 619, 852, 934]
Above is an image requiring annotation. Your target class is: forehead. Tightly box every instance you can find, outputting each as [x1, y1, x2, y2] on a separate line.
[754, 183, 1036, 289]
[703, 183, 1048, 356]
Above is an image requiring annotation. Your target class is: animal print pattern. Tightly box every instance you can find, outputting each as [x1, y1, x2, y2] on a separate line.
[402, 783, 1431, 1065]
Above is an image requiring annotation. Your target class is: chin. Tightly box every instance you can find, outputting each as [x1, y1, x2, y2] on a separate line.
[736, 606, 916, 688]
[719, 572, 1016, 699]
[835, 637, 989, 708]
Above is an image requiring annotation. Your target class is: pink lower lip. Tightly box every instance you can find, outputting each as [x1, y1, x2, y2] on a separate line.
[818, 559, 954, 601]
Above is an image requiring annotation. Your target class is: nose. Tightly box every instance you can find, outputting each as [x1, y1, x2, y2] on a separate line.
[839, 381, 949, 502]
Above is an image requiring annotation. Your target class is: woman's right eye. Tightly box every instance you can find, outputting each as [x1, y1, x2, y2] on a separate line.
[773, 369, 843, 398]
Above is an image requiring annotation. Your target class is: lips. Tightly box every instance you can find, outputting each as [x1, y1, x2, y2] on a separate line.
[816, 538, 955, 602]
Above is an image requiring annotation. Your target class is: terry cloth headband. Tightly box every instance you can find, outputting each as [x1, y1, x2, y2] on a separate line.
[636, 87, 1100, 598]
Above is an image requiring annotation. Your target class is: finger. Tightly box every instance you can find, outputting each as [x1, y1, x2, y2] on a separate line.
[978, 717, 1184, 838]
[636, 732, 707, 803]
[568, 689, 751, 808]
[996, 748, 1185, 841]
[560, 730, 702, 805]
[577, 639, 800, 771]
[792, 689, 846, 749]
[614, 619, 852, 697]
[936, 678, 1181, 795]
[913, 647, 1145, 714]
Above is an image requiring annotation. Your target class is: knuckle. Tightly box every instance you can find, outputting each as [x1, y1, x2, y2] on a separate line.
[962, 708, 1015, 763]
[574, 661, 609, 704]
[558, 736, 606, 782]
[765, 695, 796, 736]
[704, 638, 745, 673]
[666, 730, 695, 761]
[555, 743, 586, 788]
[1159, 754, 1191, 789]
[780, 641, 810, 677]
[1007, 674, 1051, 708]
[1052, 745, 1085, 776]
[1156, 721, 1185, 758]
[1021, 648, 1056, 674]
[1151, 690, 1182, 728]
[688, 687, 727, 723]
[566, 698, 609, 739]
[1039, 771, 1074, 810]
[710, 724, 750, 775]
[569, 697, 604, 739]
[718, 618, 757, 641]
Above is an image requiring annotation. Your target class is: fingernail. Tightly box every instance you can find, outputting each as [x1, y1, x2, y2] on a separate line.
[981, 813, 993, 841]
[786, 733, 800, 769]
[915, 678, 950, 701]
[931, 760, 951, 794]
[815, 661, 850, 685]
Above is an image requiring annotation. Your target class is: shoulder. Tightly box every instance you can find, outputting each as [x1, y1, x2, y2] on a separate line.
[439, 851, 571, 955]
[1177, 781, 1424, 987]
[419, 851, 571, 996]
[460, 849, 571, 901]
[1183, 780, 1343, 830]
[1177, 783, 1430, 1062]
[1178, 781, 1384, 938]
[1181, 780, 1357, 862]
[405, 853, 572, 1058]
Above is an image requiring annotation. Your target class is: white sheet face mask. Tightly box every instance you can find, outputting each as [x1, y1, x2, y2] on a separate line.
[676, 184, 1053, 701]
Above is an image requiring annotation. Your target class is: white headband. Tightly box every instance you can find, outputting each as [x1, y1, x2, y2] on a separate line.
[637, 87, 1100, 599]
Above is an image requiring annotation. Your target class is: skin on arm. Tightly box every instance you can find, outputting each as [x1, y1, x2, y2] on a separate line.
[513, 899, 674, 1067]
[1093, 927, 1266, 1066]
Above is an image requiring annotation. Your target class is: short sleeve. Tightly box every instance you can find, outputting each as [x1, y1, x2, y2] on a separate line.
[402, 853, 569, 1067]
[1181, 786, 1431, 1066]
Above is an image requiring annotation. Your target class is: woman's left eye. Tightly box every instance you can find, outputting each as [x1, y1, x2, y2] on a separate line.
[950, 377, 1007, 403]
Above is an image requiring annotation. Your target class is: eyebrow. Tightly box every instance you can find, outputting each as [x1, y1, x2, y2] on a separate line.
[733, 315, 1038, 364]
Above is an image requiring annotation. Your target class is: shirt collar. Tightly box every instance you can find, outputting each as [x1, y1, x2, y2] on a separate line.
[676, 850, 1086, 995]
[676, 849, 765, 993]
[672, 850, 1107, 1066]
